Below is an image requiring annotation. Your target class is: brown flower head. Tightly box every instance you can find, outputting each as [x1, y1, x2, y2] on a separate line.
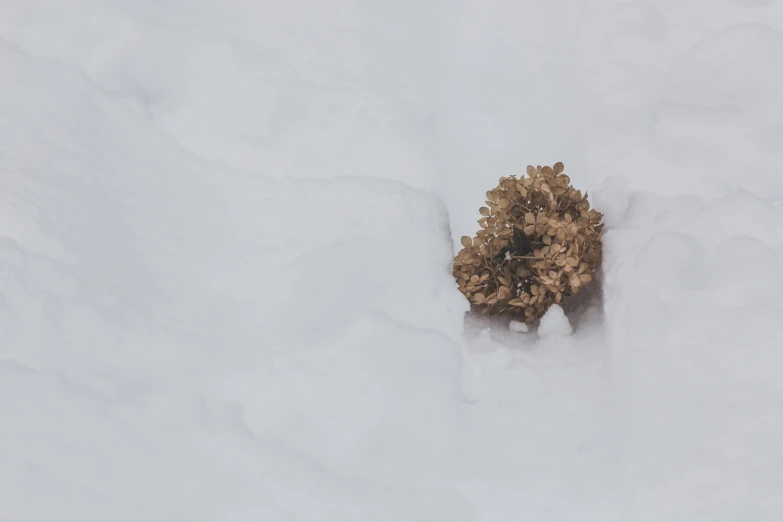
[453, 163, 603, 323]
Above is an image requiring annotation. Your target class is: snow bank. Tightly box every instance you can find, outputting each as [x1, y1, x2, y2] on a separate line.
[4, 0, 783, 520]
[585, 3, 783, 519]
[581, 4, 783, 201]
[604, 189, 783, 521]
[0, 39, 469, 521]
[0, 0, 440, 190]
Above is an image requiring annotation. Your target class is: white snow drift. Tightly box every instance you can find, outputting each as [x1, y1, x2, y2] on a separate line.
[2, 1, 783, 521]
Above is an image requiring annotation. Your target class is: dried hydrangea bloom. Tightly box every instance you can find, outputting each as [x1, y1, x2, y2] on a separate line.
[453, 162, 604, 324]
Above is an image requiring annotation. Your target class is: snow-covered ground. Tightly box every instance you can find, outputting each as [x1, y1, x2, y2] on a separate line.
[1, 1, 782, 520]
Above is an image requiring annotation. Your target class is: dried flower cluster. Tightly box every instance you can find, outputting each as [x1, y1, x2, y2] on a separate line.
[453, 162, 603, 323]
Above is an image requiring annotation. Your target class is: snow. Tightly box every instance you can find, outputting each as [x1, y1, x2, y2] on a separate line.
[603, 189, 783, 521]
[508, 320, 529, 334]
[537, 305, 574, 338]
[2, 1, 783, 521]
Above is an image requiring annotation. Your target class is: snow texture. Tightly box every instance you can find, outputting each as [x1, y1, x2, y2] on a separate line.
[1, 1, 783, 521]
[508, 320, 530, 334]
[537, 305, 574, 338]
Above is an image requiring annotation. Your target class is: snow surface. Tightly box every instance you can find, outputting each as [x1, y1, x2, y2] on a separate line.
[508, 320, 529, 334]
[537, 306, 574, 339]
[2, 1, 783, 521]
